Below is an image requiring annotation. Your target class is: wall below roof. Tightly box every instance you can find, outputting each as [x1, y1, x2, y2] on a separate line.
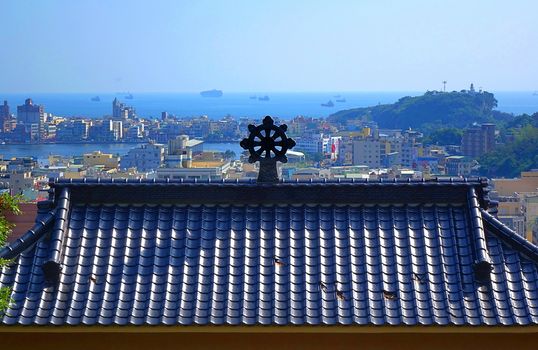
[4, 203, 37, 243]
[1, 331, 538, 350]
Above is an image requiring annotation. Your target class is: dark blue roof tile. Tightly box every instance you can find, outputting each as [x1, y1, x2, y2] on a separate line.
[2, 181, 538, 326]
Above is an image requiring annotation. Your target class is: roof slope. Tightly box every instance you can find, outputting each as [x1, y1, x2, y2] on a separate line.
[1, 179, 538, 326]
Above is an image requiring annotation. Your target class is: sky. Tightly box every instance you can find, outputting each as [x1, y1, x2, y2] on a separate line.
[1, 0, 537, 93]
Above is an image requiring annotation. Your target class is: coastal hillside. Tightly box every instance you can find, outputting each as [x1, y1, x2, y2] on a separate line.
[479, 120, 538, 178]
[329, 90, 509, 130]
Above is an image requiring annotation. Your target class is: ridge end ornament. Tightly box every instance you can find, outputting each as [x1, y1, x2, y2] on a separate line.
[240, 116, 296, 183]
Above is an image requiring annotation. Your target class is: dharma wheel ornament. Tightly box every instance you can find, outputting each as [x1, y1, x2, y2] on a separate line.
[240, 116, 296, 183]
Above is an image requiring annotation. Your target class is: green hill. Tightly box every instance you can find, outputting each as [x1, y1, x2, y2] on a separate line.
[329, 90, 508, 130]
[479, 125, 538, 178]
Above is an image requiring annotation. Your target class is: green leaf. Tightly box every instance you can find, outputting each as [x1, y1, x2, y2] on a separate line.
[0, 286, 13, 315]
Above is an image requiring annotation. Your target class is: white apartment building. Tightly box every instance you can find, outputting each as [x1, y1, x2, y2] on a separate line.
[294, 134, 324, 154]
[120, 143, 165, 171]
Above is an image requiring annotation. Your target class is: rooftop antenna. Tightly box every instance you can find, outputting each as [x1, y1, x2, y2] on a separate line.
[442, 81, 447, 92]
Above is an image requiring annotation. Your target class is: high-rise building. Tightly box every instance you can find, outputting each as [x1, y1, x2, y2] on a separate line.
[111, 120, 123, 140]
[17, 98, 44, 125]
[17, 98, 45, 141]
[0, 100, 9, 132]
[481, 123, 495, 153]
[461, 123, 496, 158]
[112, 98, 136, 119]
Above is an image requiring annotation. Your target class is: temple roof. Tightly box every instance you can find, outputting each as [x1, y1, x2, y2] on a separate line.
[1, 178, 538, 326]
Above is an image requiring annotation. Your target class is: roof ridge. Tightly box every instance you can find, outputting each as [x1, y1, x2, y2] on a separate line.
[467, 188, 493, 283]
[41, 187, 71, 285]
[0, 211, 56, 260]
[49, 177, 489, 186]
[481, 208, 538, 266]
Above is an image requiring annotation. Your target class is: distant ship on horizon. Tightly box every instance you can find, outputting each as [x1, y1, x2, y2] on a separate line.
[321, 100, 334, 107]
[249, 95, 257, 99]
[258, 95, 270, 101]
[533, 91, 538, 96]
[90, 96, 100, 102]
[335, 98, 346, 103]
[125, 93, 133, 99]
[200, 89, 223, 98]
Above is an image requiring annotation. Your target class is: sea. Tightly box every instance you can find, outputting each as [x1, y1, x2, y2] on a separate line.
[0, 91, 537, 164]
[0, 142, 244, 164]
[2, 91, 537, 119]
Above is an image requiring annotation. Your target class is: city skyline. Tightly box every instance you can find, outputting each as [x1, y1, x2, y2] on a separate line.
[1, 0, 538, 93]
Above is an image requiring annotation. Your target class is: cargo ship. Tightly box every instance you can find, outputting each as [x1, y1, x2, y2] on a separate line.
[200, 89, 223, 97]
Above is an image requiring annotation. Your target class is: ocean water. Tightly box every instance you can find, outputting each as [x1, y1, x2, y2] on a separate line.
[0, 142, 244, 164]
[1, 91, 537, 119]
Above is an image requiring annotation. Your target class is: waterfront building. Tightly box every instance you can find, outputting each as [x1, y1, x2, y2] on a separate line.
[189, 116, 211, 138]
[111, 120, 123, 140]
[0, 100, 9, 133]
[16, 98, 43, 125]
[120, 143, 164, 171]
[55, 120, 89, 142]
[43, 122, 56, 140]
[461, 123, 495, 157]
[16, 98, 45, 142]
[88, 120, 115, 142]
[125, 125, 143, 141]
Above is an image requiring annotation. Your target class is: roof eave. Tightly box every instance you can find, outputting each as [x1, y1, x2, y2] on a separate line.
[1, 324, 538, 334]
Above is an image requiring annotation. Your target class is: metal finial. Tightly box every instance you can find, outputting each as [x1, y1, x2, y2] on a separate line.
[240, 116, 296, 183]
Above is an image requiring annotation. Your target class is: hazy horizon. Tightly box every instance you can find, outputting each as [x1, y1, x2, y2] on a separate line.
[1, 90, 536, 95]
[2, 0, 537, 93]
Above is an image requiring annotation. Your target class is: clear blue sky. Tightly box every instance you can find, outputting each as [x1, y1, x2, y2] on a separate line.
[1, 0, 537, 93]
